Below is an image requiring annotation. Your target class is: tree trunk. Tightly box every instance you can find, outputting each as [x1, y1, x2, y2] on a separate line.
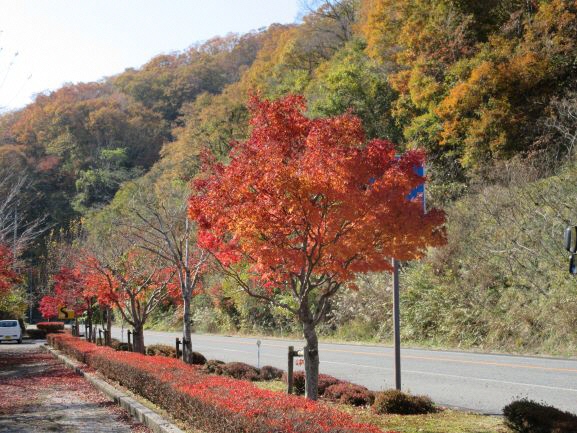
[104, 307, 112, 346]
[86, 308, 93, 341]
[132, 323, 145, 354]
[182, 291, 193, 363]
[303, 320, 320, 400]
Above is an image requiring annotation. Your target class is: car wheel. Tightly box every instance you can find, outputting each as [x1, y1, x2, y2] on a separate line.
[18, 338, 22, 344]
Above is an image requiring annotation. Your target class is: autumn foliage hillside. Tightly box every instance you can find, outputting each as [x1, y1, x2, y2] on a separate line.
[3, 0, 577, 353]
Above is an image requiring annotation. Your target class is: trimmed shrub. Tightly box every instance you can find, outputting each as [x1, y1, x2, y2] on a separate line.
[36, 322, 64, 333]
[110, 339, 131, 351]
[373, 389, 436, 415]
[47, 333, 102, 364]
[26, 329, 46, 339]
[47, 334, 385, 433]
[146, 344, 177, 358]
[282, 372, 341, 396]
[283, 371, 305, 395]
[204, 359, 225, 375]
[221, 362, 261, 381]
[191, 351, 207, 365]
[503, 399, 577, 433]
[259, 365, 283, 381]
[317, 374, 341, 396]
[324, 383, 375, 407]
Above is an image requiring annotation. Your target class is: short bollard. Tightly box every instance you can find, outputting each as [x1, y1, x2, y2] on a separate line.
[176, 337, 181, 359]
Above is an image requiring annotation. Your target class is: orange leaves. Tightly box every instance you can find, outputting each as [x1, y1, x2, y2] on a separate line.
[190, 95, 446, 289]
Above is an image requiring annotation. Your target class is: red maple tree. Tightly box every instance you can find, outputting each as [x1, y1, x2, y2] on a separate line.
[0, 244, 19, 294]
[39, 266, 94, 330]
[189, 95, 446, 399]
[83, 250, 177, 353]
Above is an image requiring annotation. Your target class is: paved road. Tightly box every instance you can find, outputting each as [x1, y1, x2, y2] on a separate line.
[0, 340, 149, 433]
[110, 327, 577, 415]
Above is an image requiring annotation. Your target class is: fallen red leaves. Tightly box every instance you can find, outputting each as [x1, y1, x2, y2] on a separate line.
[0, 346, 150, 433]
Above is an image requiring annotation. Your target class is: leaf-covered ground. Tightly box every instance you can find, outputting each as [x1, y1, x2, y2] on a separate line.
[0, 341, 150, 432]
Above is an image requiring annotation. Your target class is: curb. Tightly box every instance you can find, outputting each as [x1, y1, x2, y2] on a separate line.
[43, 345, 184, 433]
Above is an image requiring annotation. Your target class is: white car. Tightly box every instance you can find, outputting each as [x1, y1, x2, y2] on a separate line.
[0, 320, 22, 344]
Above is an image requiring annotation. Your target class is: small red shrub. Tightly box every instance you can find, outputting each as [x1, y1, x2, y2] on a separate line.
[203, 359, 225, 375]
[259, 365, 283, 381]
[324, 383, 375, 407]
[36, 322, 64, 333]
[146, 344, 176, 357]
[373, 389, 436, 415]
[191, 351, 207, 365]
[282, 370, 305, 395]
[317, 374, 341, 396]
[221, 362, 260, 381]
[282, 372, 340, 396]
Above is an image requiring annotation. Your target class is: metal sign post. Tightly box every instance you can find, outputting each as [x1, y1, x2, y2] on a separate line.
[388, 162, 425, 391]
[392, 258, 401, 390]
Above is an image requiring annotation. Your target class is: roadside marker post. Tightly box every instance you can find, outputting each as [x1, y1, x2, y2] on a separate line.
[256, 339, 261, 368]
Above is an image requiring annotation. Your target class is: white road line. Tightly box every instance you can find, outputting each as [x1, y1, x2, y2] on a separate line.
[320, 359, 577, 393]
[118, 332, 577, 394]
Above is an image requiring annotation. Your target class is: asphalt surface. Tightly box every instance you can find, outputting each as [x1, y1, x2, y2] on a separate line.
[110, 327, 577, 415]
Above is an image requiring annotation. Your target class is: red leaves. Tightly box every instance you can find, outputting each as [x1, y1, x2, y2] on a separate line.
[38, 295, 60, 319]
[0, 244, 19, 294]
[40, 265, 92, 319]
[189, 94, 446, 287]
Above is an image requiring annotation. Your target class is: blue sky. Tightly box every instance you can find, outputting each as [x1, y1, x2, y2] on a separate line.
[0, 0, 300, 111]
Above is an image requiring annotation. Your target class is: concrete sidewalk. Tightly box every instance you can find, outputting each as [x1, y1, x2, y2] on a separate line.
[0, 341, 150, 433]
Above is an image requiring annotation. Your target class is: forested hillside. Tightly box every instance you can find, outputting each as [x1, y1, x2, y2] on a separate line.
[2, 0, 577, 354]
